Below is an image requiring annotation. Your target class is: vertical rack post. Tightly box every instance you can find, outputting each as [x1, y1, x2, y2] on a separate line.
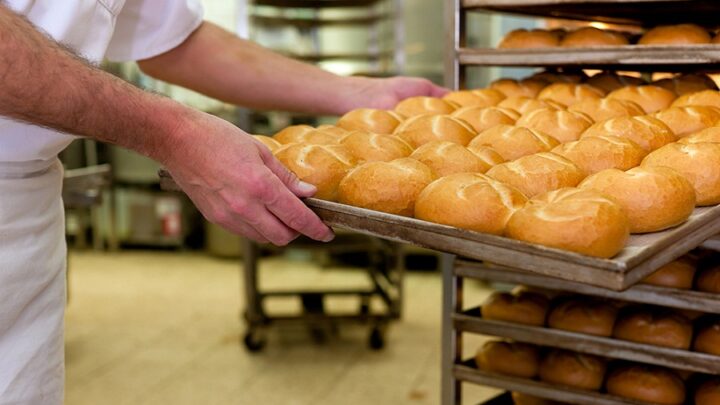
[441, 253, 462, 405]
[444, 0, 464, 90]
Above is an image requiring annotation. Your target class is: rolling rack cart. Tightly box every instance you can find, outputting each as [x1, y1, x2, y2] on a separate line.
[442, 0, 720, 404]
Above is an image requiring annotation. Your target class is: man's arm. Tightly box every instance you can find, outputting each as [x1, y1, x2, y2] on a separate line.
[137, 22, 447, 115]
[0, 5, 333, 245]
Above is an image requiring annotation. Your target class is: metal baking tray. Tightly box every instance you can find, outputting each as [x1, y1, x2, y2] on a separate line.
[455, 308, 720, 374]
[454, 260, 720, 313]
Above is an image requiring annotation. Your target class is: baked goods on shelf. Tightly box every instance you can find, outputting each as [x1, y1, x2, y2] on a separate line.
[586, 72, 645, 93]
[641, 255, 697, 289]
[339, 131, 413, 163]
[605, 364, 686, 405]
[337, 108, 404, 134]
[547, 296, 617, 337]
[694, 317, 720, 355]
[652, 105, 720, 138]
[578, 166, 695, 233]
[580, 115, 676, 152]
[607, 85, 677, 113]
[469, 125, 560, 161]
[498, 29, 561, 49]
[515, 109, 594, 143]
[612, 306, 693, 349]
[490, 78, 547, 98]
[537, 83, 605, 107]
[638, 24, 712, 45]
[475, 340, 541, 378]
[253, 135, 282, 152]
[498, 97, 563, 115]
[273, 125, 341, 145]
[394, 114, 477, 148]
[486, 152, 585, 198]
[337, 158, 435, 216]
[409, 141, 498, 177]
[442, 88, 506, 108]
[394, 96, 458, 117]
[551, 135, 647, 175]
[695, 377, 720, 405]
[679, 127, 720, 144]
[560, 27, 629, 47]
[464, 144, 507, 169]
[567, 98, 644, 122]
[414, 173, 527, 235]
[538, 349, 606, 390]
[653, 73, 719, 96]
[451, 106, 520, 133]
[695, 264, 720, 293]
[481, 290, 550, 326]
[505, 188, 630, 258]
[672, 89, 720, 109]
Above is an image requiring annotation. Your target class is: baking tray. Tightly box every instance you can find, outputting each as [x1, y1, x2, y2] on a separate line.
[458, 46, 720, 71]
[454, 260, 720, 313]
[455, 308, 720, 374]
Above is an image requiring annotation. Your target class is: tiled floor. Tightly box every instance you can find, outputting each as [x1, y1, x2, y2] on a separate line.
[65, 249, 500, 405]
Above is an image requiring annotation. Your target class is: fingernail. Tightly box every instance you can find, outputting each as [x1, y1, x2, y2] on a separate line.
[322, 231, 335, 242]
[298, 181, 317, 194]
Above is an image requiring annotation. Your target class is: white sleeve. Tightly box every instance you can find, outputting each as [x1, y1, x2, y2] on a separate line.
[105, 0, 204, 62]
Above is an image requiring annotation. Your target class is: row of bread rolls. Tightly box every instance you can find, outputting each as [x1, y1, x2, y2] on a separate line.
[642, 251, 720, 293]
[499, 24, 720, 49]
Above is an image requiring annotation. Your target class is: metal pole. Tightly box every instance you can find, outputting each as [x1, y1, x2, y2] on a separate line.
[441, 253, 461, 405]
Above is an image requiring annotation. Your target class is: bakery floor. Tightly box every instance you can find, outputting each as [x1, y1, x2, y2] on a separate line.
[65, 248, 498, 405]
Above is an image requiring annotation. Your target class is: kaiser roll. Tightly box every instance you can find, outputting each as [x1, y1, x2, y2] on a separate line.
[316, 124, 348, 136]
[642, 142, 720, 205]
[486, 152, 585, 198]
[414, 173, 527, 234]
[639, 23, 712, 45]
[531, 71, 586, 84]
[653, 73, 719, 96]
[499, 29, 560, 49]
[498, 97, 564, 115]
[560, 27, 629, 47]
[671, 89, 720, 109]
[580, 115, 676, 151]
[694, 317, 720, 355]
[642, 256, 697, 289]
[547, 297, 618, 337]
[516, 108, 594, 143]
[253, 135, 282, 152]
[476, 340, 540, 378]
[274, 143, 356, 201]
[490, 78, 548, 98]
[605, 364, 685, 405]
[506, 187, 630, 258]
[337, 108, 404, 134]
[442, 88, 506, 108]
[568, 98, 645, 122]
[395, 96, 458, 117]
[578, 166, 695, 233]
[469, 125, 560, 161]
[678, 126, 720, 144]
[607, 85, 677, 113]
[337, 158, 435, 216]
[394, 114, 477, 147]
[481, 290, 550, 326]
[451, 106, 520, 133]
[410, 141, 498, 176]
[695, 265, 720, 293]
[339, 130, 413, 162]
[652, 106, 720, 137]
[539, 350, 607, 390]
[537, 83, 606, 107]
[612, 306, 693, 349]
[586, 72, 645, 93]
[552, 136, 647, 175]
[695, 377, 720, 405]
[273, 125, 340, 145]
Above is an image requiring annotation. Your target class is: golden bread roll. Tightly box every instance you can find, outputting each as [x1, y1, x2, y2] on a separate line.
[339, 130, 412, 162]
[486, 152, 585, 198]
[552, 136, 647, 175]
[475, 341, 540, 378]
[639, 23, 711, 45]
[695, 265, 720, 293]
[652, 106, 720, 137]
[586, 72, 645, 93]
[537, 83, 606, 107]
[274, 143, 356, 201]
[410, 141, 497, 176]
[469, 125, 560, 161]
[642, 142, 720, 205]
[394, 114, 477, 148]
[506, 188, 630, 258]
[337, 158, 434, 216]
[653, 73, 719, 96]
[678, 126, 720, 144]
[568, 98, 645, 122]
[547, 297, 618, 337]
[579, 166, 695, 233]
[581, 115, 675, 151]
[642, 256, 697, 289]
[274, 125, 341, 145]
[694, 318, 720, 355]
[605, 364, 685, 405]
[337, 108, 404, 134]
[530, 71, 586, 84]
[560, 27, 629, 47]
[464, 144, 506, 168]
[414, 173, 527, 234]
[671, 89, 720, 109]
[516, 108, 594, 143]
[394, 96, 458, 117]
[316, 125, 348, 136]
[498, 97, 564, 115]
[442, 88, 506, 108]
[451, 106, 519, 133]
[498, 29, 560, 49]
[612, 306, 692, 349]
[539, 350, 606, 390]
[695, 377, 720, 405]
[511, 393, 568, 405]
[481, 290, 550, 326]
[607, 85, 677, 113]
[490, 78, 547, 98]
[253, 135, 282, 152]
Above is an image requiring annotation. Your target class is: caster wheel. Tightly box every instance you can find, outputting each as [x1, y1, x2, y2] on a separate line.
[243, 331, 266, 352]
[368, 327, 385, 350]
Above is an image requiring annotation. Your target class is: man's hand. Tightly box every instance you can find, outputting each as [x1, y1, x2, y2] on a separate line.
[339, 76, 450, 112]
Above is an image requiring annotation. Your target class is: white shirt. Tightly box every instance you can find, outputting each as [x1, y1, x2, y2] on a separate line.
[0, 0, 204, 167]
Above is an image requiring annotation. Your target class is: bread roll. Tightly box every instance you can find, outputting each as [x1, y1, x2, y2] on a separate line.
[694, 318, 720, 355]
[568, 98, 644, 122]
[605, 364, 685, 405]
[490, 78, 547, 98]
[695, 377, 720, 405]
[547, 297, 618, 337]
[410, 141, 497, 176]
[586, 72, 645, 93]
[499, 29, 560, 49]
[476, 340, 540, 378]
[337, 108, 404, 134]
[415, 173, 527, 234]
[337, 158, 434, 216]
[613, 306, 693, 349]
[274, 143, 356, 201]
[552, 136, 647, 175]
[530, 71, 586, 84]
[653, 106, 720, 137]
[538, 83, 606, 107]
[678, 126, 720, 144]
[316, 125, 348, 136]
[579, 167, 695, 233]
[394, 114, 477, 147]
[642, 142, 720, 205]
[581, 115, 676, 152]
[498, 97, 563, 115]
[671, 89, 720, 109]
[274, 125, 341, 145]
[469, 125, 560, 161]
[642, 256, 697, 289]
[516, 109, 594, 143]
[451, 106, 520, 133]
[442, 88, 506, 108]
[607, 85, 677, 113]
[560, 27, 629, 47]
[395, 96, 458, 117]
[506, 188, 630, 258]
[539, 350, 606, 390]
[653, 73, 719, 96]
[695, 265, 720, 293]
[639, 24, 711, 45]
[463, 144, 506, 168]
[253, 135, 282, 152]
[511, 393, 567, 405]
[339, 130, 412, 162]
[481, 290, 550, 326]
[486, 152, 585, 198]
